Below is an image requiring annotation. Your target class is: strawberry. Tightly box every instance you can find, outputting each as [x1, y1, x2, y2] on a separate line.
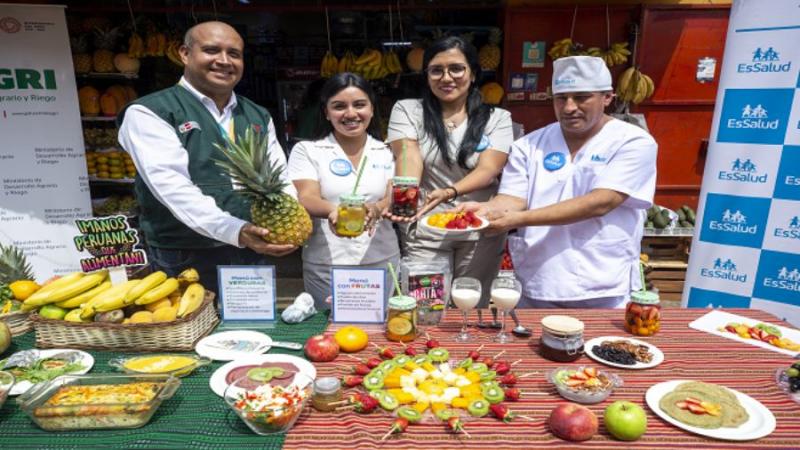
[748, 328, 761, 340]
[446, 416, 465, 433]
[342, 375, 364, 387]
[426, 337, 440, 349]
[499, 373, 517, 385]
[366, 357, 382, 369]
[489, 403, 516, 423]
[725, 325, 737, 334]
[470, 218, 482, 227]
[482, 356, 495, 368]
[571, 371, 589, 381]
[375, 345, 395, 359]
[494, 361, 511, 375]
[504, 388, 521, 401]
[464, 211, 476, 220]
[352, 392, 379, 413]
[684, 397, 702, 405]
[687, 403, 707, 415]
[404, 345, 418, 356]
[405, 189, 418, 200]
[468, 349, 482, 360]
[353, 364, 371, 376]
[446, 221, 457, 229]
[382, 417, 409, 440]
[675, 401, 689, 410]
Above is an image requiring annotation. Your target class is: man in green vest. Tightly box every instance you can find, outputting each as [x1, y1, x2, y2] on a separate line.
[118, 21, 297, 292]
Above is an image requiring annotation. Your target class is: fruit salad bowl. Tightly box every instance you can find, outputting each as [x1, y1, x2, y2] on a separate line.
[224, 371, 313, 435]
[420, 211, 489, 236]
[548, 366, 622, 404]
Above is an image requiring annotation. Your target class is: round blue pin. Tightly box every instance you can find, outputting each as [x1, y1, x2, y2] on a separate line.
[475, 135, 490, 153]
[543, 152, 566, 171]
[329, 159, 353, 176]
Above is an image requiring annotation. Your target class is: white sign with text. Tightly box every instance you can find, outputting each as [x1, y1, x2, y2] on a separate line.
[218, 266, 276, 322]
[331, 268, 386, 323]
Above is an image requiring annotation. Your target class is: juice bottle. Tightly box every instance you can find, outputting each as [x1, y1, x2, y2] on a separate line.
[386, 295, 417, 342]
[335, 194, 366, 237]
[391, 176, 420, 217]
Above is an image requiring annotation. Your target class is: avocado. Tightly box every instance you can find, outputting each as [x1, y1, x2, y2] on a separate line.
[679, 220, 692, 228]
[646, 220, 654, 228]
[647, 206, 657, 221]
[686, 207, 696, 224]
[660, 208, 671, 218]
[677, 209, 687, 222]
[653, 213, 669, 229]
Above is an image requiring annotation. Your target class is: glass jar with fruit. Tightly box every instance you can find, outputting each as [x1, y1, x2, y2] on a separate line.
[335, 194, 366, 237]
[625, 291, 661, 336]
[386, 295, 417, 342]
[391, 177, 420, 217]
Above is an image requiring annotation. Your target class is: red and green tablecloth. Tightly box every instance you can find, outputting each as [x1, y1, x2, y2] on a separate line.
[1, 308, 798, 449]
[284, 308, 800, 450]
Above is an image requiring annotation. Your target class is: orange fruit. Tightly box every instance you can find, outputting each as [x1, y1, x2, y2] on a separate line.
[334, 326, 369, 353]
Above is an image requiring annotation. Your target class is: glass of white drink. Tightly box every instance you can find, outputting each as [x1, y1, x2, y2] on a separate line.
[451, 277, 482, 342]
[490, 277, 522, 343]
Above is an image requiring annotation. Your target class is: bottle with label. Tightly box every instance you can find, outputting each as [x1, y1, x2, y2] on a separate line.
[625, 291, 661, 336]
[539, 315, 585, 362]
[335, 193, 366, 237]
[386, 295, 417, 342]
[391, 176, 420, 217]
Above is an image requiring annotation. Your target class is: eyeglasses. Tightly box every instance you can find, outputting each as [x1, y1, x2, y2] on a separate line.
[426, 64, 468, 80]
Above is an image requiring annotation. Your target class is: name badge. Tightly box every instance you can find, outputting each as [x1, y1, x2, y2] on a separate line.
[178, 121, 201, 134]
[476, 134, 491, 152]
[329, 159, 353, 176]
[543, 152, 566, 171]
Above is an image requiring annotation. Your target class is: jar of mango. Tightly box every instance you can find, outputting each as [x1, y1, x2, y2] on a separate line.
[335, 194, 366, 237]
[625, 291, 661, 336]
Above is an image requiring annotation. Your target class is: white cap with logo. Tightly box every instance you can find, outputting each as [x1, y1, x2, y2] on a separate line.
[552, 56, 612, 94]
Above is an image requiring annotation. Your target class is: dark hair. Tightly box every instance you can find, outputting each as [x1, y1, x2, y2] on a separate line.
[313, 72, 382, 141]
[422, 36, 493, 169]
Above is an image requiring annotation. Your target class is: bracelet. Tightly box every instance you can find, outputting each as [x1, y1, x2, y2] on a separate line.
[446, 186, 459, 201]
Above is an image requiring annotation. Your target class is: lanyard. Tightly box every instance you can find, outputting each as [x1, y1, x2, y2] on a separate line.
[178, 80, 235, 144]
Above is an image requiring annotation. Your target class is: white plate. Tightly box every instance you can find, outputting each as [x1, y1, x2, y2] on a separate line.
[195, 330, 274, 361]
[4, 349, 94, 396]
[418, 214, 489, 236]
[583, 336, 664, 370]
[645, 380, 776, 441]
[688, 310, 800, 357]
[209, 354, 316, 397]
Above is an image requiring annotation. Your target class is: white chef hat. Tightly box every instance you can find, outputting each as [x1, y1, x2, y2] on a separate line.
[552, 56, 612, 94]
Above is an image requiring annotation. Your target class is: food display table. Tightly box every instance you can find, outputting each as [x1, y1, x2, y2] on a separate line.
[1, 308, 798, 449]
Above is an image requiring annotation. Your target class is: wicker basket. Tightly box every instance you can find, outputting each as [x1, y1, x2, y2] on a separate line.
[0, 310, 33, 336]
[30, 292, 219, 352]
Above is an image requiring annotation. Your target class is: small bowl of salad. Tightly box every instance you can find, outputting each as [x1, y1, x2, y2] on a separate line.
[224, 371, 313, 435]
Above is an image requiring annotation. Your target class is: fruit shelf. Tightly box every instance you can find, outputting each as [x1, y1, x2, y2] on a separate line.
[88, 177, 135, 184]
[644, 227, 694, 237]
[82, 116, 117, 122]
[76, 72, 138, 80]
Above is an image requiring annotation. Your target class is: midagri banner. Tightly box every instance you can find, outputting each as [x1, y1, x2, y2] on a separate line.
[683, 0, 800, 325]
[0, 3, 92, 277]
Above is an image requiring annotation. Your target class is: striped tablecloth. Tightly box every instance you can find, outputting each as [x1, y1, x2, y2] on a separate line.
[284, 308, 800, 450]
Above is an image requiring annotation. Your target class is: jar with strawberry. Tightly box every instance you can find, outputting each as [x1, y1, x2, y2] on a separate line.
[625, 291, 661, 336]
[391, 176, 420, 217]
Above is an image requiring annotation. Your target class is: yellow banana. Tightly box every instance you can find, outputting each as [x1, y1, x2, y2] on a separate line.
[586, 47, 603, 57]
[355, 49, 379, 66]
[55, 280, 112, 309]
[135, 277, 179, 305]
[124, 271, 168, 303]
[616, 67, 636, 101]
[177, 267, 200, 285]
[23, 270, 108, 309]
[64, 308, 89, 322]
[338, 55, 348, 73]
[642, 73, 655, 99]
[85, 279, 141, 316]
[32, 271, 84, 297]
[178, 283, 206, 317]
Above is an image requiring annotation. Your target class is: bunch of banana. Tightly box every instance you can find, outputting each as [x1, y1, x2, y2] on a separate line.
[351, 49, 383, 79]
[383, 50, 403, 75]
[21, 270, 108, 311]
[548, 38, 575, 60]
[320, 50, 339, 78]
[144, 32, 167, 57]
[127, 33, 145, 58]
[165, 39, 183, 67]
[337, 51, 357, 73]
[596, 42, 631, 67]
[616, 66, 655, 104]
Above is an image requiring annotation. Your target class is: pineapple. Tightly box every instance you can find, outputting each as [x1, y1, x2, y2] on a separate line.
[93, 26, 121, 51]
[93, 50, 115, 73]
[478, 28, 502, 71]
[70, 34, 89, 54]
[73, 54, 92, 74]
[0, 243, 34, 285]
[214, 128, 312, 246]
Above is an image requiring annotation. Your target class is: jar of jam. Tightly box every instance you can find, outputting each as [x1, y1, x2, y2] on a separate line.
[625, 291, 661, 336]
[539, 315, 584, 362]
[391, 176, 420, 217]
[335, 194, 366, 237]
[311, 377, 342, 412]
[386, 295, 417, 342]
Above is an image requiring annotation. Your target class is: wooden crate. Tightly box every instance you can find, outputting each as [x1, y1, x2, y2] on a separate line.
[641, 236, 691, 262]
[641, 236, 692, 305]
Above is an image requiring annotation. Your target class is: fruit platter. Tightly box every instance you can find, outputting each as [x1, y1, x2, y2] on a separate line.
[420, 211, 488, 235]
[689, 310, 800, 356]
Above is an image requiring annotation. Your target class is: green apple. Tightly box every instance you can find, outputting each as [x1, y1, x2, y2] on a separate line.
[604, 400, 647, 441]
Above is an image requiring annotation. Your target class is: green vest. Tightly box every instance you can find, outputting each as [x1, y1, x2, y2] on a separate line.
[118, 85, 272, 249]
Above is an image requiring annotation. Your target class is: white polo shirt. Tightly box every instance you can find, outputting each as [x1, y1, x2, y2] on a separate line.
[498, 119, 657, 301]
[288, 133, 399, 265]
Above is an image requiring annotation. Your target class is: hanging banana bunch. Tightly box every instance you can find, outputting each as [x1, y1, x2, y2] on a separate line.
[337, 51, 356, 73]
[382, 50, 403, 75]
[616, 66, 655, 104]
[127, 32, 145, 58]
[320, 51, 339, 78]
[352, 49, 382, 79]
[589, 42, 631, 67]
[548, 38, 575, 60]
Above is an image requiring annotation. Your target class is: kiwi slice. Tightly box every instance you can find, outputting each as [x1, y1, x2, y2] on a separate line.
[469, 362, 489, 373]
[378, 360, 397, 372]
[246, 368, 274, 382]
[378, 392, 399, 411]
[393, 355, 411, 366]
[482, 385, 505, 404]
[412, 355, 431, 365]
[396, 406, 423, 423]
[363, 374, 385, 390]
[428, 348, 450, 363]
[458, 357, 474, 369]
[265, 367, 288, 379]
[467, 399, 490, 417]
[480, 380, 500, 390]
[479, 370, 497, 382]
[435, 409, 456, 421]
[367, 368, 386, 380]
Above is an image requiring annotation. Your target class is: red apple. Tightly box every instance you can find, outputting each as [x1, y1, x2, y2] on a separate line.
[548, 402, 598, 442]
[304, 334, 340, 362]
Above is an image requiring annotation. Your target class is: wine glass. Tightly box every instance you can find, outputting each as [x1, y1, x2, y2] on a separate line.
[491, 277, 522, 343]
[451, 277, 482, 342]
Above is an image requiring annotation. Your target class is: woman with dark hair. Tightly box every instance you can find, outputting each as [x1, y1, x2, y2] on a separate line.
[288, 72, 399, 309]
[386, 36, 514, 320]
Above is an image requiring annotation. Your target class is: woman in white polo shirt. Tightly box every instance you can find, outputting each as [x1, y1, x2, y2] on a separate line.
[288, 73, 399, 309]
[385, 36, 514, 323]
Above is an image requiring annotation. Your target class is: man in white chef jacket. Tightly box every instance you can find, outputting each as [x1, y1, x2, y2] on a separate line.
[460, 56, 657, 308]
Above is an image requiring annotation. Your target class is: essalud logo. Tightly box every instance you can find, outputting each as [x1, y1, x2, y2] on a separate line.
[700, 257, 747, 283]
[708, 208, 758, 234]
[773, 215, 800, 240]
[762, 265, 800, 292]
[726, 103, 780, 130]
[717, 157, 767, 184]
[737, 46, 792, 73]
